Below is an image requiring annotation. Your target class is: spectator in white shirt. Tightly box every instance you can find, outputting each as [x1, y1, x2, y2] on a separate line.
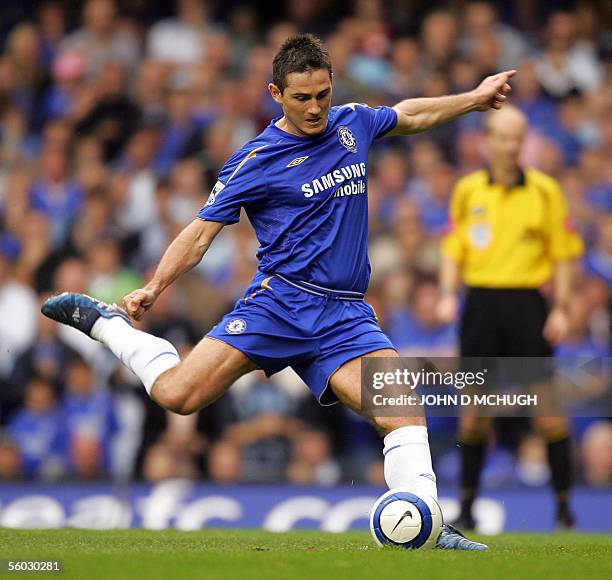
[0, 243, 38, 377]
[147, 0, 212, 66]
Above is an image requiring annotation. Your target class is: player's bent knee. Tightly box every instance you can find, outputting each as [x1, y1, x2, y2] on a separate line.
[150, 370, 224, 415]
[150, 387, 185, 414]
[150, 377, 195, 415]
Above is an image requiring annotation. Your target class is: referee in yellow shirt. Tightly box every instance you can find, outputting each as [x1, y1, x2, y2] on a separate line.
[438, 105, 583, 530]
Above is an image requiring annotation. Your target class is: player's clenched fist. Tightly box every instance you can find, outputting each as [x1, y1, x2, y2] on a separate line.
[473, 70, 516, 111]
[122, 287, 158, 321]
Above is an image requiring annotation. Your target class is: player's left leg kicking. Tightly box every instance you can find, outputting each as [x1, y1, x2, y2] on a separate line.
[41, 293, 259, 413]
[329, 350, 488, 551]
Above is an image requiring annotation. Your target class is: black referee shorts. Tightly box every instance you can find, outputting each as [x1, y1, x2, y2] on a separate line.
[460, 287, 553, 385]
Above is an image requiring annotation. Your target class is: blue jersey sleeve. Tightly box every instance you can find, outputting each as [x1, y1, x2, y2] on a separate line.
[354, 104, 397, 140]
[197, 146, 267, 224]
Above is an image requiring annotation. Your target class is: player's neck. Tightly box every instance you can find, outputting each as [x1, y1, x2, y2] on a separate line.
[275, 116, 308, 137]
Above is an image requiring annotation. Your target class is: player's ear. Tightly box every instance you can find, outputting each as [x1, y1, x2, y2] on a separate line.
[268, 83, 283, 104]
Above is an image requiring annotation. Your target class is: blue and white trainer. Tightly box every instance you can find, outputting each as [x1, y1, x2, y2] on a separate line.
[436, 524, 489, 551]
[41, 292, 131, 337]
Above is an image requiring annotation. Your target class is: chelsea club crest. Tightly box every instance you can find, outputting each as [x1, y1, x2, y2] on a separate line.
[225, 318, 247, 334]
[337, 126, 357, 153]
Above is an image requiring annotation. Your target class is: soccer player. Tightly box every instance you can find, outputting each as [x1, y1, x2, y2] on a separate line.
[438, 105, 584, 530]
[43, 34, 515, 549]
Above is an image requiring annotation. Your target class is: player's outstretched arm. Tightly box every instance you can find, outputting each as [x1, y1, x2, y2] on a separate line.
[387, 70, 516, 136]
[123, 218, 224, 321]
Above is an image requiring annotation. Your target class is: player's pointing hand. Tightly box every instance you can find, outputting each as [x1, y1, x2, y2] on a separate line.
[473, 70, 516, 112]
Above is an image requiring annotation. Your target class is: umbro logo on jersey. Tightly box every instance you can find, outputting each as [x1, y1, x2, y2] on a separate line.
[72, 307, 81, 323]
[287, 156, 309, 167]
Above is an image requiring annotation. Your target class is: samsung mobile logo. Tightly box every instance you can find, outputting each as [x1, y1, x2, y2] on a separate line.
[301, 162, 366, 197]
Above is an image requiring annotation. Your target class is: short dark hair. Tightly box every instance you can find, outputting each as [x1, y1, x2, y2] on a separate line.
[272, 33, 332, 93]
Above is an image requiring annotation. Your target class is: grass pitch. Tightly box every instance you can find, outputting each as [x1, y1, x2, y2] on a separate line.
[0, 529, 610, 580]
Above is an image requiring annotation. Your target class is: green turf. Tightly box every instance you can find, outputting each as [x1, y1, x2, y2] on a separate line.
[0, 529, 610, 580]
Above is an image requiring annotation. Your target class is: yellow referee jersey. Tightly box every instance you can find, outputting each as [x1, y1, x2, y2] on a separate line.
[441, 168, 584, 288]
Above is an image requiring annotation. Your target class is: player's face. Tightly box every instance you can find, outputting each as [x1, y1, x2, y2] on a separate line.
[269, 69, 333, 137]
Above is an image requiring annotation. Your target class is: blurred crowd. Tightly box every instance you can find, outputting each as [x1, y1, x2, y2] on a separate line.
[0, 0, 610, 490]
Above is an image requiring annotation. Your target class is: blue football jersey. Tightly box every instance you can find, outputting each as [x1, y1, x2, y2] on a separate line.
[197, 103, 397, 293]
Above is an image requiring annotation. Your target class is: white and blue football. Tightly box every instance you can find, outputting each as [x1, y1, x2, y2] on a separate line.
[369, 488, 444, 549]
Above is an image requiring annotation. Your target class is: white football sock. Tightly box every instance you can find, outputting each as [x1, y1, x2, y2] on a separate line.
[91, 316, 180, 395]
[383, 425, 438, 500]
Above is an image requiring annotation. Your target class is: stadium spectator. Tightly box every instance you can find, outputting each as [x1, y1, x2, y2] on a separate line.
[580, 421, 612, 487]
[459, 2, 528, 71]
[73, 61, 140, 161]
[147, 0, 212, 67]
[220, 373, 306, 483]
[6, 378, 65, 479]
[141, 413, 205, 482]
[585, 213, 612, 286]
[207, 439, 241, 484]
[516, 433, 550, 488]
[62, 354, 118, 478]
[13, 211, 52, 287]
[68, 188, 116, 258]
[3, 22, 50, 131]
[29, 145, 83, 249]
[556, 288, 611, 359]
[36, 1, 67, 67]
[9, 298, 78, 405]
[535, 11, 603, 98]
[286, 429, 340, 486]
[0, 436, 22, 480]
[412, 162, 456, 237]
[420, 11, 457, 71]
[387, 277, 457, 357]
[60, 0, 139, 78]
[44, 51, 86, 121]
[0, 243, 38, 377]
[86, 238, 142, 306]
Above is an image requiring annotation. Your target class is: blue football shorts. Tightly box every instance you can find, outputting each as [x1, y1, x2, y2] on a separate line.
[206, 271, 395, 405]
